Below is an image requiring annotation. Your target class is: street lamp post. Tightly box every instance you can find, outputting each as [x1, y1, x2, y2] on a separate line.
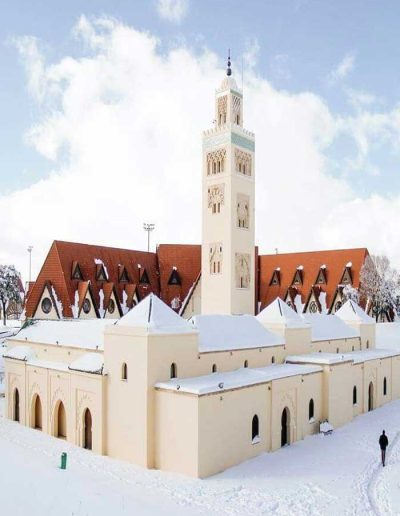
[143, 223, 155, 252]
[27, 246, 33, 282]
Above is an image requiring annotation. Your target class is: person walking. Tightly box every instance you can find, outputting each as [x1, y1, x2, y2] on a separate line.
[379, 430, 389, 466]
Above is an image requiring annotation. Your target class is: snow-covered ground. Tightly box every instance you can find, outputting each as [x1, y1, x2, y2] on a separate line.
[1, 397, 400, 515]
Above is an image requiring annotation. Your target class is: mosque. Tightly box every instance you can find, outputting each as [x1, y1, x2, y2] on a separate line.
[4, 57, 400, 478]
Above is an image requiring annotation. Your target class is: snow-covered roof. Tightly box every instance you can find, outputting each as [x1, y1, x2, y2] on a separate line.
[3, 345, 36, 361]
[301, 313, 359, 342]
[0, 325, 20, 344]
[155, 363, 321, 395]
[8, 319, 114, 350]
[376, 323, 400, 350]
[257, 297, 310, 329]
[286, 348, 400, 366]
[69, 353, 104, 374]
[335, 300, 375, 324]
[116, 293, 195, 334]
[189, 314, 284, 352]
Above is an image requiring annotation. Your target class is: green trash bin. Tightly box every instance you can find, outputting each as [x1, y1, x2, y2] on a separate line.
[60, 452, 67, 470]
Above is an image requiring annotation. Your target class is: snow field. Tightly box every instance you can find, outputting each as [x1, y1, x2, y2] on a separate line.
[1, 396, 400, 514]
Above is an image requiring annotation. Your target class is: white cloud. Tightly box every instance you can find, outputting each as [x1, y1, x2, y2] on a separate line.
[328, 52, 355, 83]
[156, 0, 188, 23]
[2, 17, 400, 282]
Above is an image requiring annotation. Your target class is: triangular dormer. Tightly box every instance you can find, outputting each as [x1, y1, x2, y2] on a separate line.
[71, 261, 83, 280]
[96, 263, 108, 282]
[168, 267, 181, 286]
[118, 265, 129, 283]
[340, 266, 352, 285]
[292, 269, 303, 286]
[269, 269, 280, 286]
[139, 268, 150, 285]
[315, 267, 327, 285]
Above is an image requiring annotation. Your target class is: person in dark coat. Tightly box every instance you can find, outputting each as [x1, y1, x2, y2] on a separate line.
[379, 430, 389, 466]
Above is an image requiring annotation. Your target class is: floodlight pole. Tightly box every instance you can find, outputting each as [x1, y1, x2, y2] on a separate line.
[27, 246, 33, 282]
[143, 223, 155, 252]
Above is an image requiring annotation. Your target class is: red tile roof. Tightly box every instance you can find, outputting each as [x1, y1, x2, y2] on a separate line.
[258, 248, 369, 312]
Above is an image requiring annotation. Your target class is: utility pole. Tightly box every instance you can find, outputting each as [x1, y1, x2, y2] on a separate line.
[143, 223, 155, 252]
[27, 246, 33, 282]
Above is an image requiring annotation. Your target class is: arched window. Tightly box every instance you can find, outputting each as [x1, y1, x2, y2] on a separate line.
[271, 356, 275, 364]
[13, 388, 20, 422]
[336, 348, 339, 353]
[383, 377, 387, 396]
[170, 362, 177, 379]
[212, 364, 217, 373]
[308, 399, 314, 420]
[244, 360, 248, 368]
[56, 401, 67, 439]
[353, 386, 357, 405]
[252, 414, 259, 441]
[121, 363, 128, 381]
[366, 340, 369, 349]
[83, 408, 92, 450]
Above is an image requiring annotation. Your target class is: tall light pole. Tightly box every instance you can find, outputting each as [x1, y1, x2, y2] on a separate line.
[143, 223, 155, 252]
[27, 246, 33, 282]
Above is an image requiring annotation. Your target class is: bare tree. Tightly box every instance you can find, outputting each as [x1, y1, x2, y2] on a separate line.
[359, 255, 399, 322]
[0, 265, 22, 325]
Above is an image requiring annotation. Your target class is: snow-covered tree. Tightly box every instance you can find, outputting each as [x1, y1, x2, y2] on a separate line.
[359, 255, 399, 322]
[0, 265, 22, 325]
[341, 284, 360, 304]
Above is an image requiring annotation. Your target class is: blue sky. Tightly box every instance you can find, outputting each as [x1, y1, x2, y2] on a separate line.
[2, 0, 400, 195]
[2, 0, 400, 277]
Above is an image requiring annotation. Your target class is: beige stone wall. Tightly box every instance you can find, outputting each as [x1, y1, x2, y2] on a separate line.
[7, 338, 100, 363]
[311, 337, 361, 354]
[5, 358, 105, 454]
[154, 390, 199, 477]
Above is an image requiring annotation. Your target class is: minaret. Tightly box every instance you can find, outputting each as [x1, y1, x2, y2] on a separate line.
[201, 52, 256, 315]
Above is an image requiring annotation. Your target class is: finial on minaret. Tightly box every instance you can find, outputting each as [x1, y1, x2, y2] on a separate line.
[227, 49, 232, 76]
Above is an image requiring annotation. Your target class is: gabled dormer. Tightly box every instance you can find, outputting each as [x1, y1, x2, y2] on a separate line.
[139, 267, 150, 285]
[269, 268, 280, 286]
[340, 263, 353, 285]
[71, 261, 83, 281]
[118, 265, 130, 283]
[292, 267, 303, 286]
[168, 267, 181, 286]
[95, 262, 108, 281]
[315, 266, 327, 285]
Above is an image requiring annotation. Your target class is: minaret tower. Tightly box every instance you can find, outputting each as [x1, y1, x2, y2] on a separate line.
[201, 53, 255, 315]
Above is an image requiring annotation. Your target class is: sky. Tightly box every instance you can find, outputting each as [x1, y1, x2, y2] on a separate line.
[1, 0, 400, 281]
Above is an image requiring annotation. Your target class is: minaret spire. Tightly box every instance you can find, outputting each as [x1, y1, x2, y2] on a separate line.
[226, 49, 232, 76]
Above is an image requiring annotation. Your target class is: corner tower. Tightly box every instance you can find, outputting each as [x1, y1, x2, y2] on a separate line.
[201, 54, 255, 314]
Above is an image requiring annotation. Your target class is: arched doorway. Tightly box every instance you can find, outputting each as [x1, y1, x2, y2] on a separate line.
[55, 401, 67, 439]
[32, 395, 42, 430]
[368, 382, 374, 412]
[83, 408, 92, 450]
[13, 388, 20, 422]
[281, 407, 290, 447]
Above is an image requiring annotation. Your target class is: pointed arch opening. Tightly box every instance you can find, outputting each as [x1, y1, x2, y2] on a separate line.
[170, 362, 177, 379]
[281, 407, 290, 447]
[252, 414, 259, 442]
[353, 385, 357, 405]
[212, 364, 217, 373]
[383, 377, 387, 396]
[244, 360, 248, 368]
[308, 399, 314, 421]
[32, 394, 42, 430]
[13, 388, 20, 422]
[54, 400, 67, 439]
[368, 382, 374, 412]
[83, 408, 92, 450]
[121, 362, 128, 381]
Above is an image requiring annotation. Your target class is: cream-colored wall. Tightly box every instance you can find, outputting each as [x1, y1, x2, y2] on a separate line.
[181, 278, 201, 319]
[5, 358, 105, 454]
[310, 337, 361, 354]
[323, 362, 354, 428]
[7, 339, 101, 363]
[154, 390, 199, 477]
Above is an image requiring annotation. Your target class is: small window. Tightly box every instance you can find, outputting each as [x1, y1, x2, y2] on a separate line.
[352, 345, 354, 351]
[108, 299, 115, 314]
[139, 269, 150, 285]
[309, 399, 314, 420]
[366, 340, 369, 349]
[122, 363, 128, 380]
[82, 298, 91, 314]
[244, 360, 248, 368]
[41, 297, 52, 314]
[271, 356, 275, 364]
[212, 364, 217, 373]
[353, 385, 357, 405]
[170, 363, 177, 379]
[383, 377, 387, 396]
[336, 348, 339, 353]
[252, 414, 259, 441]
